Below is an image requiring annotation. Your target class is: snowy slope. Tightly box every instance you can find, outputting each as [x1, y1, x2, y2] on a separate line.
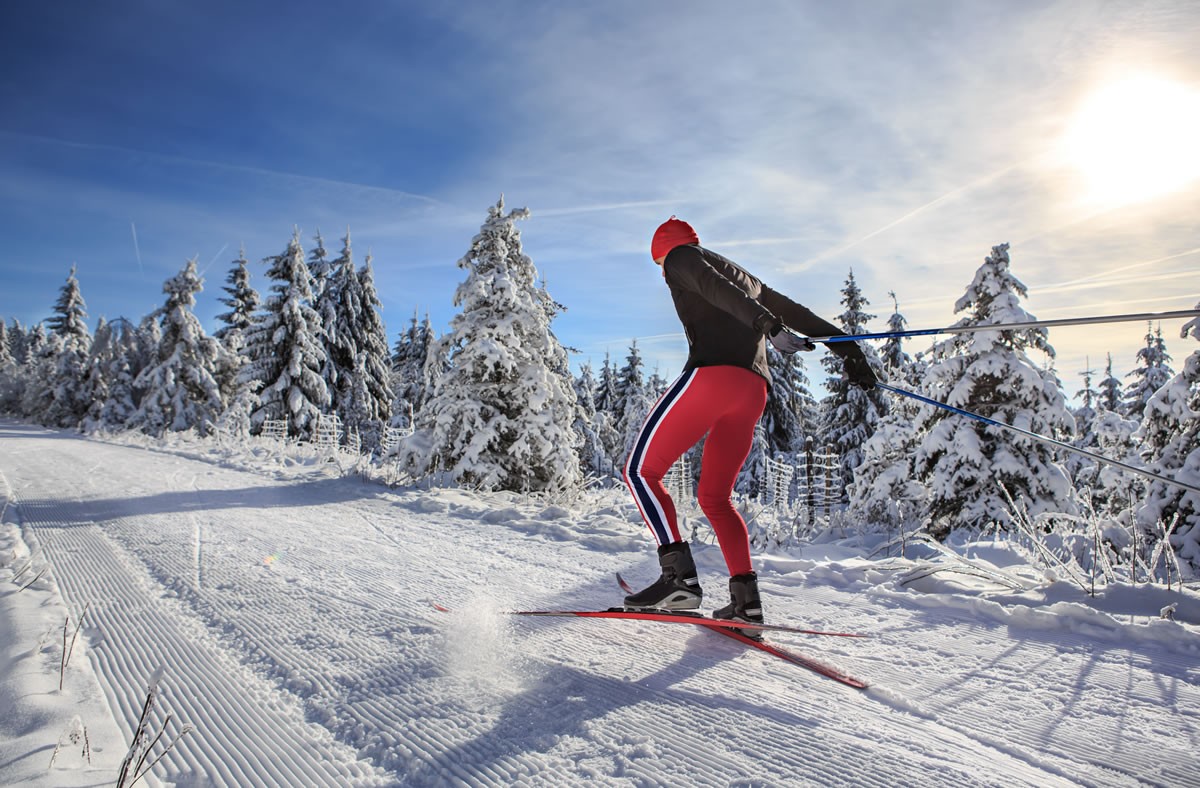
[1, 419, 1198, 787]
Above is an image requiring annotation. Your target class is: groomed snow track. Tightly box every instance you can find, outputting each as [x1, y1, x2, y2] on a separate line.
[2, 421, 1198, 787]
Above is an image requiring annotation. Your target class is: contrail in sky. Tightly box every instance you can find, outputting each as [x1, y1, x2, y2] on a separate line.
[794, 163, 1021, 270]
[202, 244, 229, 279]
[131, 221, 143, 274]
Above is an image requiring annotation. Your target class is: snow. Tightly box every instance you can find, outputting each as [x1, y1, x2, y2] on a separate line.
[2, 420, 1199, 786]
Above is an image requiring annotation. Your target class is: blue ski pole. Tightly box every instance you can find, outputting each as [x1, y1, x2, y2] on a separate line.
[809, 308, 1200, 344]
[877, 383, 1200, 496]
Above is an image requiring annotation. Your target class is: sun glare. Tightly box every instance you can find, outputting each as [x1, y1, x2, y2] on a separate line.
[1062, 74, 1200, 207]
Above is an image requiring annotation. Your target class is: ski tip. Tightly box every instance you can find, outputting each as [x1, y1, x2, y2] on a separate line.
[430, 601, 451, 613]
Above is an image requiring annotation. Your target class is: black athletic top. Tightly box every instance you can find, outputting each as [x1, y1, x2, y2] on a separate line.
[661, 244, 867, 384]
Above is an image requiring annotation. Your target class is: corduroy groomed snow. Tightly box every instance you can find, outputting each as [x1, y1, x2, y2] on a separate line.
[651, 216, 699, 261]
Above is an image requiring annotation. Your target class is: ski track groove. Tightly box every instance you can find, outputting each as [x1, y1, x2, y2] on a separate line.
[12, 478, 388, 785]
[3, 426, 1199, 786]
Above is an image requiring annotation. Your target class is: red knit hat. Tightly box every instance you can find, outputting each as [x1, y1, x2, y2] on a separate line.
[650, 216, 699, 261]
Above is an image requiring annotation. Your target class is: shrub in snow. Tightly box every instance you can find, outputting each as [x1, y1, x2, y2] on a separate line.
[405, 198, 581, 492]
[912, 244, 1076, 538]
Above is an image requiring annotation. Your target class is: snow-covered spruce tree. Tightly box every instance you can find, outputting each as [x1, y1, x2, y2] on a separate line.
[129, 259, 229, 437]
[333, 250, 392, 452]
[880, 291, 917, 383]
[736, 424, 770, 498]
[818, 269, 887, 495]
[42, 266, 93, 428]
[92, 319, 141, 433]
[595, 351, 619, 415]
[0, 320, 20, 414]
[214, 248, 260, 346]
[616, 340, 653, 459]
[848, 315, 929, 533]
[311, 230, 344, 413]
[847, 383, 928, 530]
[572, 361, 610, 479]
[79, 317, 115, 432]
[1066, 360, 1102, 488]
[392, 311, 436, 423]
[763, 347, 814, 458]
[592, 351, 624, 470]
[1131, 307, 1200, 576]
[212, 248, 260, 411]
[20, 328, 61, 422]
[1098, 353, 1123, 414]
[0, 321, 12, 368]
[411, 198, 581, 492]
[1123, 323, 1174, 421]
[240, 229, 330, 437]
[911, 243, 1076, 538]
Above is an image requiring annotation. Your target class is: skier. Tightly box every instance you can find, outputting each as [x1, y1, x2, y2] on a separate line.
[623, 217, 877, 634]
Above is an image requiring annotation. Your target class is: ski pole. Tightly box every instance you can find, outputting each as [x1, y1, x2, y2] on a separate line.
[809, 308, 1200, 344]
[877, 383, 1200, 496]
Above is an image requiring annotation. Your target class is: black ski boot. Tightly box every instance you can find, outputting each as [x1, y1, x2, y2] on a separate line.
[624, 541, 703, 610]
[713, 572, 764, 640]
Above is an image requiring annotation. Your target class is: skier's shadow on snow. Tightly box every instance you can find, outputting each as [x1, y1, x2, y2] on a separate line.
[12, 477, 379, 527]
[409, 635, 822, 784]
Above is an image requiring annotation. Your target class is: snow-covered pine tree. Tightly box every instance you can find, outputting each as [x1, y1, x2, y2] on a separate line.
[615, 340, 653, 460]
[646, 367, 668, 401]
[847, 385, 928, 530]
[95, 319, 141, 432]
[1066, 359, 1102, 488]
[572, 361, 610, 479]
[46, 265, 91, 347]
[212, 248, 259, 411]
[130, 259, 229, 437]
[880, 291, 914, 380]
[595, 351, 619, 415]
[1123, 323, 1174, 421]
[818, 269, 886, 495]
[214, 247, 260, 347]
[337, 251, 393, 452]
[323, 232, 357, 425]
[763, 347, 812, 458]
[736, 424, 770, 498]
[848, 304, 928, 532]
[43, 266, 93, 428]
[0, 321, 12, 367]
[11, 320, 35, 367]
[79, 317, 114, 432]
[1098, 353, 1123, 414]
[1131, 305, 1200, 576]
[20, 327, 61, 423]
[313, 230, 344, 412]
[391, 311, 435, 424]
[912, 243, 1076, 538]
[412, 198, 581, 492]
[592, 351, 624, 468]
[240, 229, 330, 438]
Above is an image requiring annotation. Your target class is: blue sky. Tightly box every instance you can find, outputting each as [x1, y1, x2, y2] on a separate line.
[2, 0, 1198, 396]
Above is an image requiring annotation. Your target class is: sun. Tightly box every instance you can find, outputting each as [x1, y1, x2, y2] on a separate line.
[1062, 74, 1200, 207]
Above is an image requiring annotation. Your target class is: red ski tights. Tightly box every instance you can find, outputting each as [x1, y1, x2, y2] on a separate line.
[624, 365, 767, 577]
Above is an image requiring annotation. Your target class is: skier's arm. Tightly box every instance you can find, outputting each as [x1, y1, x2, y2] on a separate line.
[663, 246, 779, 334]
[760, 284, 877, 386]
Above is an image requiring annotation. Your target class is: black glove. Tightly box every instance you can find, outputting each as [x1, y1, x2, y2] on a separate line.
[767, 323, 816, 354]
[843, 355, 878, 390]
